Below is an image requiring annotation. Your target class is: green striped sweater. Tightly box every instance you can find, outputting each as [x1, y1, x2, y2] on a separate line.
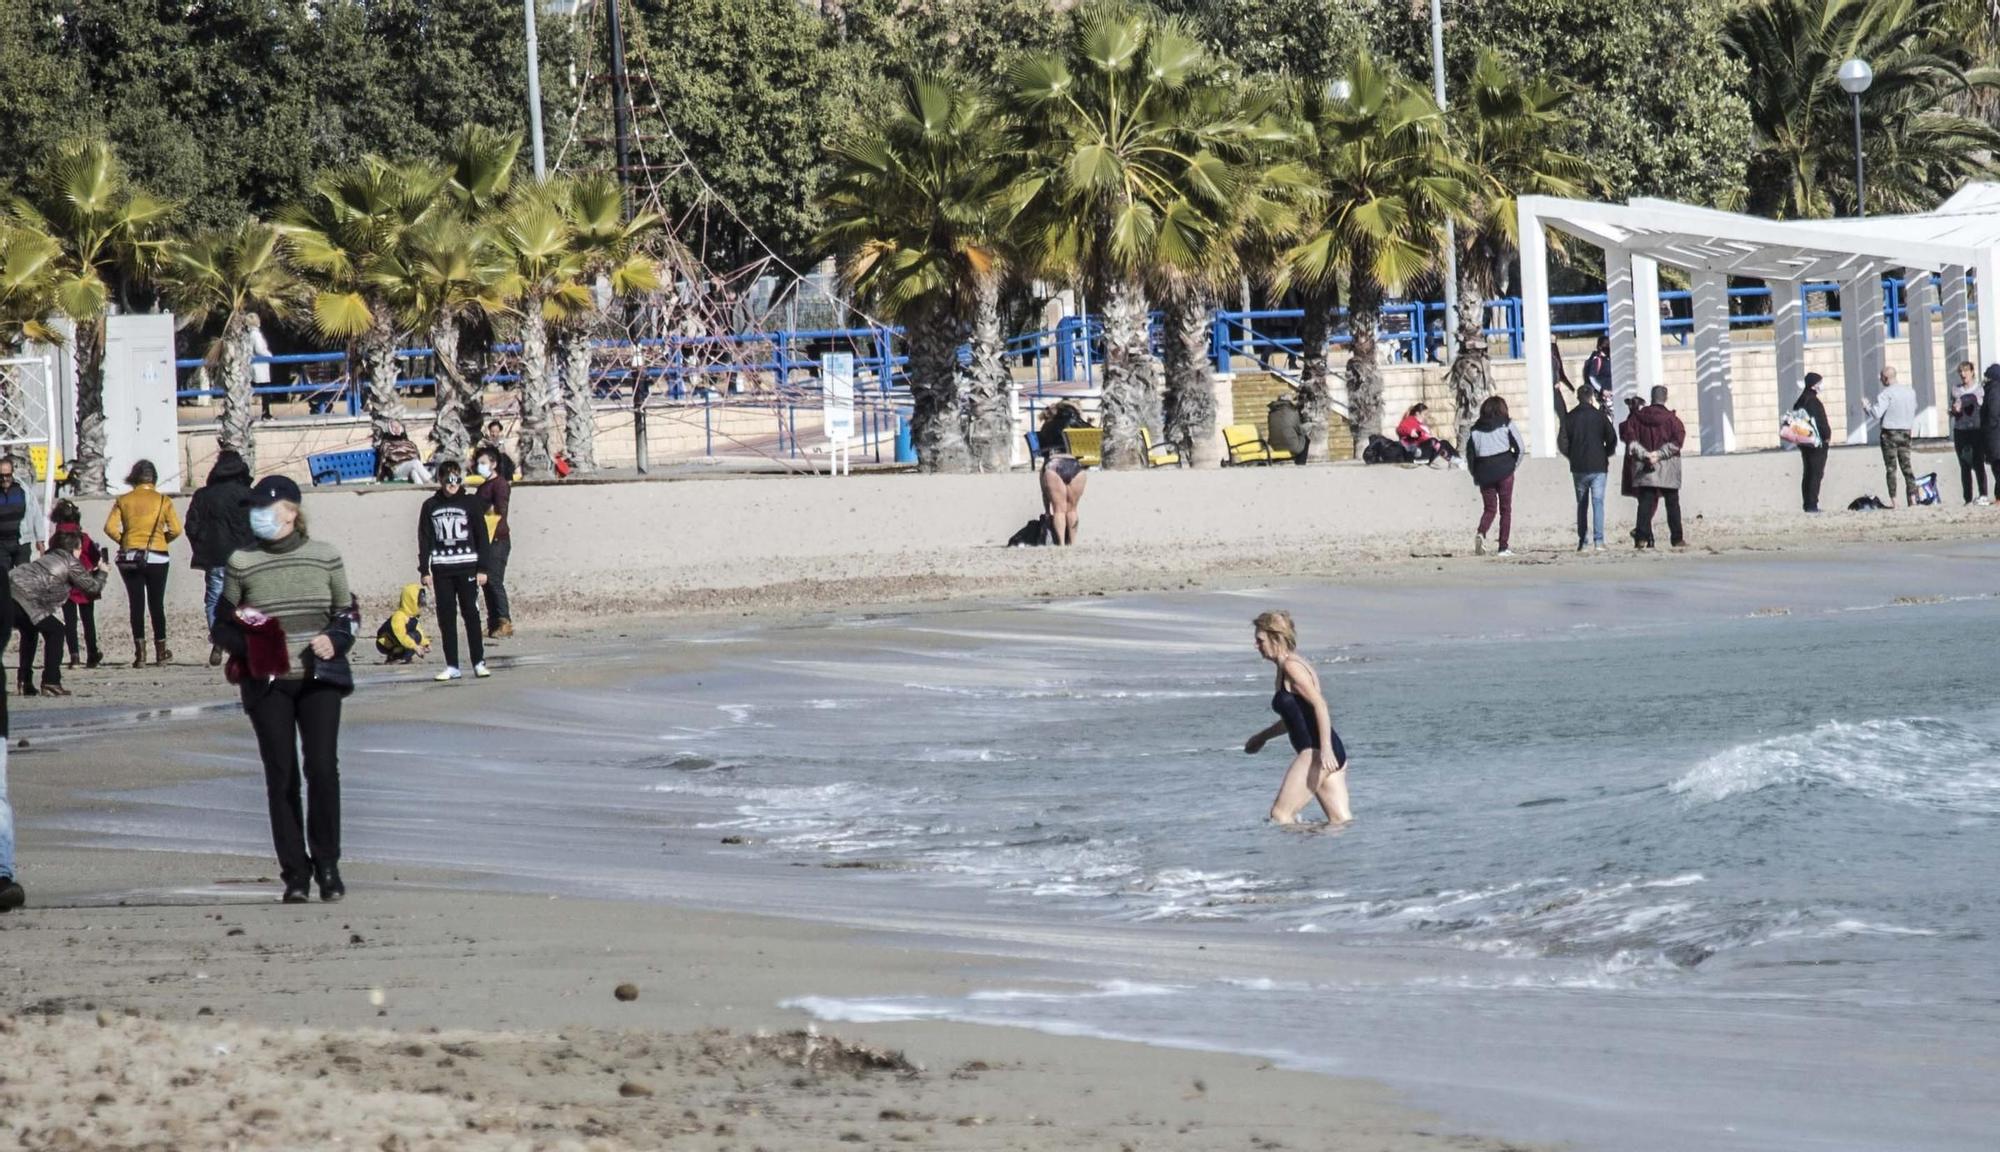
[223, 534, 351, 675]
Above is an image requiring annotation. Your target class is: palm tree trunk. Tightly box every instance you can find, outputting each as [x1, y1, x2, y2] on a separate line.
[430, 318, 473, 464]
[1447, 262, 1495, 446]
[556, 327, 598, 474]
[962, 274, 1013, 473]
[1097, 274, 1150, 469]
[360, 311, 409, 448]
[217, 317, 257, 473]
[517, 307, 557, 479]
[905, 302, 971, 473]
[1344, 267, 1385, 457]
[1296, 289, 1333, 459]
[1162, 286, 1220, 468]
[71, 318, 108, 495]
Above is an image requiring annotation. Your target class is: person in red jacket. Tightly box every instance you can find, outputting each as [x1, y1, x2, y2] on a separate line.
[49, 500, 104, 668]
[1395, 403, 1458, 465]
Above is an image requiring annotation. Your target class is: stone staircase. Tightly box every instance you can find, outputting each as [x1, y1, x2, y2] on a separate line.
[1230, 372, 1357, 460]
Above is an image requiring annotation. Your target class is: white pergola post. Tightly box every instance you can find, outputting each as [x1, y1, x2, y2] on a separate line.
[1774, 281, 1806, 417]
[1975, 247, 2000, 373]
[1841, 271, 1885, 445]
[1520, 213, 1557, 457]
[1632, 255, 1665, 398]
[1692, 271, 1734, 453]
[1942, 264, 1971, 371]
[1905, 271, 1940, 437]
[1605, 247, 1637, 404]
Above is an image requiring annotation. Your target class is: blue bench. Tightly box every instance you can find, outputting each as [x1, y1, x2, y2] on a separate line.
[308, 448, 378, 486]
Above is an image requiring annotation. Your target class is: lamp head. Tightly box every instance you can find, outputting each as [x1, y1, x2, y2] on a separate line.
[1838, 58, 1874, 95]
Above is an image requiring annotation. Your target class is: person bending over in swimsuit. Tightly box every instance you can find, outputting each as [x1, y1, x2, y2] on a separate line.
[1243, 610, 1351, 825]
[1038, 402, 1090, 545]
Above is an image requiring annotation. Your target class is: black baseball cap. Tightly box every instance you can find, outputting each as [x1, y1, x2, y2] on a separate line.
[242, 474, 302, 508]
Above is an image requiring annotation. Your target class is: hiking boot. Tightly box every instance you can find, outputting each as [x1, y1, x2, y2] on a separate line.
[86, 650, 103, 669]
[15, 678, 34, 698]
[39, 682, 69, 697]
[132, 642, 146, 669]
[314, 862, 345, 903]
[493, 618, 513, 639]
[154, 641, 173, 665]
[0, 877, 24, 912]
[209, 645, 225, 667]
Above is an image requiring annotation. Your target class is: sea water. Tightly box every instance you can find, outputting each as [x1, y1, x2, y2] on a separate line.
[44, 543, 2000, 1150]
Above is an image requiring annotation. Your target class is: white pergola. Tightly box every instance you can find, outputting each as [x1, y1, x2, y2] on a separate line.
[1517, 186, 2000, 456]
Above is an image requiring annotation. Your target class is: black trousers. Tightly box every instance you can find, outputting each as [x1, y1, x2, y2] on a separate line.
[120, 563, 169, 643]
[1800, 445, 1829, 512]
[434, 570, 484, 668]
[246, 678, 343, 887]
[1957, 430, 1990, 503]
[1636, 488, 1684, 546]
[62, 600, 98, 661]
[482, 539, 511, 624]
[12, 603, 63, 686]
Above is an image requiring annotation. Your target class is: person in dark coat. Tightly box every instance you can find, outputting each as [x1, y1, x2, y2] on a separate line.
[185, 451, 257, 664]
[1558, 384, 1619, 551]
[1792, 373, 1832, 513]
[1625, 386, 1687, 549]
[1981, 364, 2000, 495]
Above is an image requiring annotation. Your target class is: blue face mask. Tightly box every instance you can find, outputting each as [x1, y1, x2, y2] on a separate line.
[249, 506, 284, 541]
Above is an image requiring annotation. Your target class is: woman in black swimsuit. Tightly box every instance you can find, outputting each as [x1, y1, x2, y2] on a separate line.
[1037, 402, 1090, 545]
[1243, 610, 1351, 824]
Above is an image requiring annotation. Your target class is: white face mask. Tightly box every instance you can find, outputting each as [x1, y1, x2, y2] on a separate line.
[249, 506, 284, 540]
[475, 462, 493, 478]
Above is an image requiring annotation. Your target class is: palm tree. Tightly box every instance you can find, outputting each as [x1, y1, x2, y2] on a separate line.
[371, 218, 516, 464]
[0, 220, 63, 350]
[1727, 0, 2000, 219]
[1286, 54, 1466, 455]
[1005, 8, 1237, 469]
[1446, 49, 1592, 440]
[8, 140, 171, 494]
[159, 222, 298, 472]
[819, 72, 1010, 473]
[495, 185, 592, 479]
[277, 157, 447, 449]
[550, 175, 661, 475]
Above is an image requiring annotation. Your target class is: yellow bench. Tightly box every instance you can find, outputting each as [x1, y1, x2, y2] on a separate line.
[1062, 426, 1103, 467]
[1223, 424, 1292, 465]
[1140, 427, 1182, 468]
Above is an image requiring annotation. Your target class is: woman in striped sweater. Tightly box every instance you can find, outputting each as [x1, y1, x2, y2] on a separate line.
[212, 475, 359, 904]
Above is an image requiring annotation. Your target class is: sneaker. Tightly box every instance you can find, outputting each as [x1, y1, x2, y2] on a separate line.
[1495, 549, 1515, 557]
[1592, 543, 1606, 553]
[473, 661, 491, 679]
[1980, 497, 1993, 506]
[1474, 534, 1486, 556]
[435, 667, 462, 682]
[0, 877, 22, 912]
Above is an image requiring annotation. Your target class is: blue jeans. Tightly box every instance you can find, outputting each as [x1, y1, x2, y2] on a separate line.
[0, 741, 13, 879]
[1573, 471, 1608, 545]
[204, 566, 227, 630]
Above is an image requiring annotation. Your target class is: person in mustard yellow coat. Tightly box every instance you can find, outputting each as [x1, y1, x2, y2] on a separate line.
[104, 459, 183, 667]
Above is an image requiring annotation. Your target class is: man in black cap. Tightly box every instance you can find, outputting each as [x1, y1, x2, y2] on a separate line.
[1791, 372, 1832, 513]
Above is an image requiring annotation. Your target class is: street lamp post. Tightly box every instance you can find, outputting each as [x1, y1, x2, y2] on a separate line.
[1838, 58, 1874, 217]
[1430, 0, 1457, 364]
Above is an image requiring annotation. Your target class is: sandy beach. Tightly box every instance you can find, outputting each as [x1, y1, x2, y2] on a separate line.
[7, 447, 1996, 1150]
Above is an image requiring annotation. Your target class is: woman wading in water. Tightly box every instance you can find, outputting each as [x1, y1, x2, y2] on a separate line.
[1244, 611, 1351, 825]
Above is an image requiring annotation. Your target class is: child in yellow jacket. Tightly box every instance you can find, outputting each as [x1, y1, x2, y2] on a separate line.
[374, 583, 430, 663]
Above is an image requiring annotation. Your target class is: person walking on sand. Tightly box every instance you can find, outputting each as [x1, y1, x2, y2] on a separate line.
[10, 531, 105, 697]
[1950, 362, 1989, 506]
[1865, 366, 1918, 507]
[1244, 610, 1350, 825]
[1559, 383, 1618, 552]
[1792, 373, 1832, 513]
[1465, 395, 1524, 557]
[49, 500, 104, 669]
[1626, 386, 1687, 549]
[105, 460, 182, 666]
[184, 450, 256, 664]
[418, 461, 491, 682]
[473, 446, 513, 639]
[213, 475, 359, 904]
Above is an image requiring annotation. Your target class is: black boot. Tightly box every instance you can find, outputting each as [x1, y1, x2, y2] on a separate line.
[315, 862, 345, 903]
[15, 678, 35, 697]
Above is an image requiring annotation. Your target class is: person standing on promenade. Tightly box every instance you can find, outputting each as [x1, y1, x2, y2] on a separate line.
[213, 475, 358, 904]
[1626, 386, 1687, 549]
[1864, 366, 1918, 506]
[1792, 373, 1833, 513]
[105, 460, 181, 667]
[473, 446, 513, 639]
[1950, 362, 1988, 506]
[10, 531, 105, 697]
[482, 420, 517, 481]
[418, 461, 491, 682]
[185, 451, 256, 665]
[49, 500, 104, 668]
[1244, 610, 1350, 826]
[1465, 395, 1524, 557]
[1558, 383, 1619, 551]
[1583, 335, 1612, 396]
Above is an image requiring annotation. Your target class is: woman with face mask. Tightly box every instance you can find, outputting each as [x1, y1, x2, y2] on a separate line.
[417, 462, 491, 682]
[472, 447, 512, 640]
[211, 476, 359, 904]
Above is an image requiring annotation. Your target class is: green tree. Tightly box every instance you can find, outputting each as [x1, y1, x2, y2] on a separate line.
[1445, 49, 1592, 439]
[1726, 0, 2000, 219]
[371, 218, 516, 465]
[495, 185, 592, 479]
[8, 139, 172, 495]
[159, 222, 299, 472]
[1286, 55, 1467, 454]
[819, 73, 1011, 473]
[550, 175, 661, 474]
[1006, 7, 1239, 469]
